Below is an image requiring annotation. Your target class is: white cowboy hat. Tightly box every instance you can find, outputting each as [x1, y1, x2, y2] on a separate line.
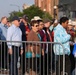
[72, 21, 76, 26]
[33, 16, 42, 20]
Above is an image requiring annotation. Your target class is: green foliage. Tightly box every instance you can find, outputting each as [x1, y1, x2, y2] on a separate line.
[8, 5, 52, 22]
[42, 12, 52, 20]
[9, 11, 23, 21]
[23, 5, 44, 22]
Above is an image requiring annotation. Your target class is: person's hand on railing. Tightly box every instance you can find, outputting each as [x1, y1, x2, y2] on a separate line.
[30, 46, 33, 52]
[32, 52, 35, 57]
[8, 48, 12, 55]
[42, 49, 44, 56]
[20, 49, 23, 55]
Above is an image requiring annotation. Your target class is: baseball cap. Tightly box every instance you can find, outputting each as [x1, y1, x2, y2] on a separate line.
[12, 16, 20, 22]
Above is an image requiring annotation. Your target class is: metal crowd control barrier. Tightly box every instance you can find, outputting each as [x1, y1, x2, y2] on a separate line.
[0, 40, 65, 75]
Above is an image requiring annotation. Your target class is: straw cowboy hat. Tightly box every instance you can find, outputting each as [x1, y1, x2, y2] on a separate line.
[34, 16, 42, 20]
[31, 16, 42, 21]
[71, 21, 76, 26]
[68, 19, 76, 26]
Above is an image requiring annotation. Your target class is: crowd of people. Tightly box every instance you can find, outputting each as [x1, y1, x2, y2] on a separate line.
[0, 15, 76, 75]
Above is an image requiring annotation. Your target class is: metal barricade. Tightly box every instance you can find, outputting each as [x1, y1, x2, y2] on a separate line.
[0, 40, 66, 75]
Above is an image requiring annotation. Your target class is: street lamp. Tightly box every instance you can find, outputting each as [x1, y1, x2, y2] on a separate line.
[43, 8, 46, 19]
[54, 5, 57, 19]
[10, 4, 20, 12]
[43, 8, 46, 12]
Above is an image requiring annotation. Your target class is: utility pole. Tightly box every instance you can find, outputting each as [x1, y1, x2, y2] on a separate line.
[53, 0, 57, 19]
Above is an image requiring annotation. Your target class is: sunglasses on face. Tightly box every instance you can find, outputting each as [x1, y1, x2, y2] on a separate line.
[34, 24, 39, 27]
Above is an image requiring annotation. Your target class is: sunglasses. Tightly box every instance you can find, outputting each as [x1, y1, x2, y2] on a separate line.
[34, 24, 39, 27]
[36, 25, 39, 27]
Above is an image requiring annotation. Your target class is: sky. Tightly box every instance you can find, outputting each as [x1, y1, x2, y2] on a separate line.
[0, 0, 34, 18]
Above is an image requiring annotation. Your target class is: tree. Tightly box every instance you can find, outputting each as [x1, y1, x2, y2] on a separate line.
[42, 12, 52, 20]
[9, 11, 23, 21]
[23, 5, 43, 22]
[8, 5, 52, 22]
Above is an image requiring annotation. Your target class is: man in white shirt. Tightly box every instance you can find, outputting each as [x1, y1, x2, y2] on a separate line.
[7, 16, 23, 75]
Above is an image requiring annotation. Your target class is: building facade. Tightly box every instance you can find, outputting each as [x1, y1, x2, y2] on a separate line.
[59, 0, 76, 19]
[23, 4, 30, 10]
[35, 0, 76, 19]
[35, 0, 59, 19]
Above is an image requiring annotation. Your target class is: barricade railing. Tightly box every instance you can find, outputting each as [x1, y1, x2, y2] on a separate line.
[0, 40, 65, 75]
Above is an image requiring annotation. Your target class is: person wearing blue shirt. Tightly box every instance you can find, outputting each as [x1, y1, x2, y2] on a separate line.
[0, 17, 8, 40]
[0, 16, 8, 70]
[53, 17, 71, 75]
[7, 16, 23, 75]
